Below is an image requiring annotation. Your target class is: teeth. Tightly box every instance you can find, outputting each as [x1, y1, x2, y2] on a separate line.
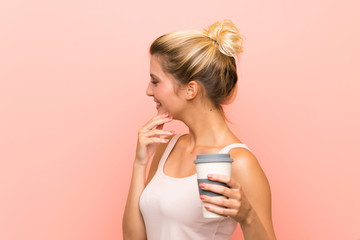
[156, 102, 161, 106]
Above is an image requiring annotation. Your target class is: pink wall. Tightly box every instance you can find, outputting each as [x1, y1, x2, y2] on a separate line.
[1, 0, 359, 239]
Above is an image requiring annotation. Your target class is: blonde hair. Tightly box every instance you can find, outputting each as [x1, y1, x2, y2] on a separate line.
[150, 19, 244, 110]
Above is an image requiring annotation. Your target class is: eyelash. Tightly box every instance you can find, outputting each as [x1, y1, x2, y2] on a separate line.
[151, 80, 158, 85]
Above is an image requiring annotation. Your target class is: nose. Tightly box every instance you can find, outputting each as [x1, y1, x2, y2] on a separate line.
[146, 82, 153, 97]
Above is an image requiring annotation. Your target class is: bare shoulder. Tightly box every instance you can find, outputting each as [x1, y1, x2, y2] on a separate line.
[229, 147, 275, 237]
[145, 135, 176, 186]
[229, 147, 265, 176]
[229, 147, 271, 200]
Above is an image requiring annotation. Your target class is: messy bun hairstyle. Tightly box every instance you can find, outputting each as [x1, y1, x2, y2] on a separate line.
[150, 19, 244, 110]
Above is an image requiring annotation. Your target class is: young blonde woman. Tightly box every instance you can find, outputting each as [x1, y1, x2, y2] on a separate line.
[123, 20, 276, 240]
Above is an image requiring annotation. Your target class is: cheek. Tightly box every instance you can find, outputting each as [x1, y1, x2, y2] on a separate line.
[153, 88, 162, 98]
[155, 86, 172, 98]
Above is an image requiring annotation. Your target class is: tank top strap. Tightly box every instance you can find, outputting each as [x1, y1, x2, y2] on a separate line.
[158, 134, 183, 170]
[219, 143, 250, 154]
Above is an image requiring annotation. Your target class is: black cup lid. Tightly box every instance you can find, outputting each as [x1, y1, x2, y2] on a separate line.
[194, 153, 233, 163]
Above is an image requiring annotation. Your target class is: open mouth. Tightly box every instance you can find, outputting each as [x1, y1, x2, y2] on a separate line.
[155, 101, 161, 110]
[154, 99, 161, 109]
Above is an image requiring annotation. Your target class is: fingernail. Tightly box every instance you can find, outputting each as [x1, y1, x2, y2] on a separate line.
[204, 205, 210, 210]
[162, 138, 169, 143]
[200, 195, 205, 200]
[207, 174, 213, 179]
[164, 112, 169, 116]
[199, 183, 205, 188]
[170, 130, 175, 134]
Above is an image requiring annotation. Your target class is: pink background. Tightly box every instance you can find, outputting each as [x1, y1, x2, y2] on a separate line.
[1, 0, 359, 239]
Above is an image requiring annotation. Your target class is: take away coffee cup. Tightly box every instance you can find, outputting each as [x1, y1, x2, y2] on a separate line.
[194, 153, 233, 218]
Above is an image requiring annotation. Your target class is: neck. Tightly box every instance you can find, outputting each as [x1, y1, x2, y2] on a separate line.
[179, 106, 233, 150]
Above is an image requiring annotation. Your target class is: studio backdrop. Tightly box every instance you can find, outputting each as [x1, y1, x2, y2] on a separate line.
[1, 0, 359, 239]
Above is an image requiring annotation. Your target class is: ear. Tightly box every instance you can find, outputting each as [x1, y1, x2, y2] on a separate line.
[185, 81, 200, 100]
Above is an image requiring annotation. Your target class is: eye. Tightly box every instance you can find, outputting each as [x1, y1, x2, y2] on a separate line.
[150, 74, 159, 86]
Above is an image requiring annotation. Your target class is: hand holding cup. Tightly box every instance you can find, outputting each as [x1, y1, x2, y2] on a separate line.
[198, 174, 252, 222]
[194, 153, 233, 218]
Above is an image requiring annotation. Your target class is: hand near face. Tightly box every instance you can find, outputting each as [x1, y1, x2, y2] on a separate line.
[135, 112, 175, 166]
[199, 174, 252, 223]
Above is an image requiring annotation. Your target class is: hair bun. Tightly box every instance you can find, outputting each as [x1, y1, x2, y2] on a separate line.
[203, 19, 244, 57]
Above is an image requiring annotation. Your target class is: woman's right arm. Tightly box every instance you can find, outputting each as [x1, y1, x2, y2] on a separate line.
[122, 113, 174, 240]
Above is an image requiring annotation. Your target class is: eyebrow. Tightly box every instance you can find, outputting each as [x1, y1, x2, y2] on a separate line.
[150, 73, 160, 80]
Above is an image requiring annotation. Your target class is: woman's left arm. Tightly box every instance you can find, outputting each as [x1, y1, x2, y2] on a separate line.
[199, 148, 276, 240]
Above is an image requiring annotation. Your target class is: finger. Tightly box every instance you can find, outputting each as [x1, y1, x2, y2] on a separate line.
[199, 182, 240, 199]
[143, 112, 169, 125]
[200, 195, 240, 209]
[155, 111, 169, 117]
[142, 136, 170, 144]
[207, 174, 241, 189]
[203, 203, 238, 218]
[141, 129, 175, 138]
[142, 116, 173, 131]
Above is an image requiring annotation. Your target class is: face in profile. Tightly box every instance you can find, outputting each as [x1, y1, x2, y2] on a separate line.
[146, 55, 186, 116]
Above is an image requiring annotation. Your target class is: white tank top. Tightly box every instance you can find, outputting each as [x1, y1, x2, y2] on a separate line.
[139, 134, 250, 240]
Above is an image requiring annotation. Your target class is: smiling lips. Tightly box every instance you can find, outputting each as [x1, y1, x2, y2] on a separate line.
[154, 100, 161, 109]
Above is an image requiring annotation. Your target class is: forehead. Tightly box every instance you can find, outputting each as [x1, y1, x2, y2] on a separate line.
[150, 55, 164, 75]
[149, 55, 174, 81]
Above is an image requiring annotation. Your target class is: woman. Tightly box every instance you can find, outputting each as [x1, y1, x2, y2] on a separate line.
[123, 20, 276, 240]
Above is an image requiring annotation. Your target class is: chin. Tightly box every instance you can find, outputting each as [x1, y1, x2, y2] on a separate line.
[157, 108, 167, 115]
